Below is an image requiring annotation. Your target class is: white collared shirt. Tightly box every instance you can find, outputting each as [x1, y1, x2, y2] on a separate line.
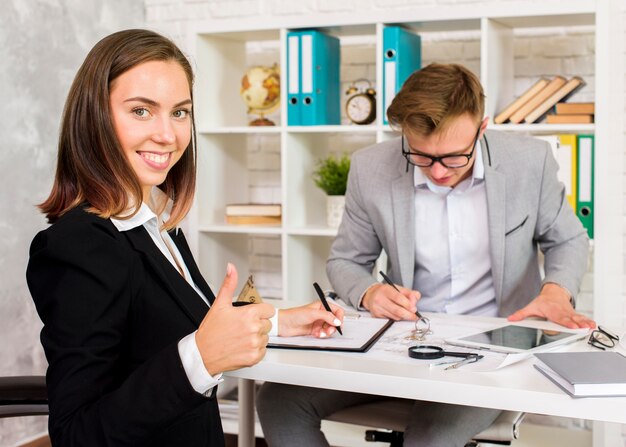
[412, 142, 497, 316]
[110, 188, 277, 395]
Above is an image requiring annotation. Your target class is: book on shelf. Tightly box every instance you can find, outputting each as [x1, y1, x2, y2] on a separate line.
[225, 203, 282, 217]
[534, 351, 626, 397]
[524, 76, 586, 124]
[508, 76, 567, 124]
[555, 102, 595, 115]
[546, 114, 594, 124]
[494, 78, 550, 124]
[225, 215, 281, 225]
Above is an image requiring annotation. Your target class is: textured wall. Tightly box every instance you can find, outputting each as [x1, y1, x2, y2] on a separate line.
[0, 1, 144, 445]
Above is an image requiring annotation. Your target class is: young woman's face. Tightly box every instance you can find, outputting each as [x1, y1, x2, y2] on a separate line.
[109, 60, 192, 201]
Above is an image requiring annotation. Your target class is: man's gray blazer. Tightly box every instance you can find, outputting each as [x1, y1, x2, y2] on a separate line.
[327, 130, 589, 317]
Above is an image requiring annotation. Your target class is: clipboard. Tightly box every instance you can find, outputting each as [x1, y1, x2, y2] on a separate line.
[268, 317, 393, 352]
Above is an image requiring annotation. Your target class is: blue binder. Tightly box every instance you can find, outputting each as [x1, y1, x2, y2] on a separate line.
[382, 26, 422, 124]
[299, 30, 340, 126]
[286, 31, 302, 125]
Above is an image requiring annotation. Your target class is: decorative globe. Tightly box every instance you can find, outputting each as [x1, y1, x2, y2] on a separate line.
[240, 64, 280, 126]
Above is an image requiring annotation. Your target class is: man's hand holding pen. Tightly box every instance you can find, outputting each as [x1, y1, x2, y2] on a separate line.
[362, 282, 421, 321]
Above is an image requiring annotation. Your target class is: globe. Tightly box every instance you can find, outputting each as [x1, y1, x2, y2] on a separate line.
[240, 64, 280, 126]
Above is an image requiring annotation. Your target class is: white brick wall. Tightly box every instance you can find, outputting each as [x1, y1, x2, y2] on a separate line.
[144, 0, 626, 437]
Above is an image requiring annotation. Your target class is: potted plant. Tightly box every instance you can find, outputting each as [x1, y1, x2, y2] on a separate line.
[312, 154, 350, 228]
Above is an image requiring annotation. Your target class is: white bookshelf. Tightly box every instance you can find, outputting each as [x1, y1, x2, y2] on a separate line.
[188, 1, 623, 445]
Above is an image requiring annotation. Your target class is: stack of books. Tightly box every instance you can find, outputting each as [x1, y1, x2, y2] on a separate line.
[495, 76, 587, 124]
[225, 203, 281, 225]
[545, 102, 595, 124]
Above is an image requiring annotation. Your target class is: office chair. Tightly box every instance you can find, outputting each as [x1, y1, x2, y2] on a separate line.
[326, 399, 525, 447]
[0, 375, 48, 418]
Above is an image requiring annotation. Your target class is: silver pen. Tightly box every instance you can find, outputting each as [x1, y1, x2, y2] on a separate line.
[444, 355, 484, 370]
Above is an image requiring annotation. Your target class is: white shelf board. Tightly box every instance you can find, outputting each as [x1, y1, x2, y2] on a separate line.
[286, 226, 339, 237]
[490, 123, 595, 134]
[190, 1, 597, 36]
[287, 125, 380, 133]
[197, 123, 595, 136]
[198, 224, 283, 235]
[198, 126, 283, 135]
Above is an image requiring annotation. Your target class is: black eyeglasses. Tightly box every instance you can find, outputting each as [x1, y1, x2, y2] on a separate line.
[588, 326, 620, 350]
[401, 126, 481, 173]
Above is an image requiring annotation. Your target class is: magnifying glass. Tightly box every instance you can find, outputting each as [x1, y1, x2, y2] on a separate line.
[408, 345, 479, 360]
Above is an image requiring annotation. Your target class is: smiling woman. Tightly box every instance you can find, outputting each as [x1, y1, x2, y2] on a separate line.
[109, 60, 192, 202]
[25, 29, 344, 447]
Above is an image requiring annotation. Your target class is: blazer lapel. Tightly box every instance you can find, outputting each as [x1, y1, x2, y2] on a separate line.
[391, 167, 416, 288]
[482, 139, 506, 305]
[169, 228, 216, 305]
[124, 226, 208, 327]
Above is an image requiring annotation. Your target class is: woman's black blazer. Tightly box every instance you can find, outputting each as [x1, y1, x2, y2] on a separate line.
[27, 206, 224, 446]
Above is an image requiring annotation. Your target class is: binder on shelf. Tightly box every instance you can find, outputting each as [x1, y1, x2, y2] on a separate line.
[524, 76, 586, 124]
[508, 76, 566, 124]
[299, 30, 341, 126]
[576, 134, 594, 239]
[286, 31, 302, 125]
[382, 26, 421, 125]
[557, 134, 578, 212]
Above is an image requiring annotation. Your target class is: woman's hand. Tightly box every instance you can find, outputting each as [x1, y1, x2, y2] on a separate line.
[195, 263, 276, 376]
[278, 301, 345, 338]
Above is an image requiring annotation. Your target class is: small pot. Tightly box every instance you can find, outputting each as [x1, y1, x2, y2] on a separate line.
[326, 195, 346, 228]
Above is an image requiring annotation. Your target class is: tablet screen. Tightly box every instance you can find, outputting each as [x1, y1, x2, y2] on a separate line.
[456, 325, 575, 351]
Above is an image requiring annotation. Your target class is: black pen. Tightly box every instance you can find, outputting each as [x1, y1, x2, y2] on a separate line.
[313, 282, 343, 335]
[379, 270, 425, 320]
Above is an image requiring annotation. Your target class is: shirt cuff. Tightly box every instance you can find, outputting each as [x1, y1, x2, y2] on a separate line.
[357, 283, 379, 310]
[178, 331, 223, 395]
[269, 307, 279, 337]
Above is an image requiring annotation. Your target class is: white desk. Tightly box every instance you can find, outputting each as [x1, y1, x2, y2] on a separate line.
[226, 314, 626, 446]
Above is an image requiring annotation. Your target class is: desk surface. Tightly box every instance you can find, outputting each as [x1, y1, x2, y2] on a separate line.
[227, 313, 626, 424]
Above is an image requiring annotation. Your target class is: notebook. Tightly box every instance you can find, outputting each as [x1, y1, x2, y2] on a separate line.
[268, 316, 393, 352]
[534, 351, 626, 397]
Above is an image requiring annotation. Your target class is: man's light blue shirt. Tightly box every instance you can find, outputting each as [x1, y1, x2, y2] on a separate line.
[412, 142, 497, 316]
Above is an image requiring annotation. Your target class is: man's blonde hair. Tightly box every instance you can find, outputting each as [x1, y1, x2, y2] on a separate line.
[387, 63, 485, 136]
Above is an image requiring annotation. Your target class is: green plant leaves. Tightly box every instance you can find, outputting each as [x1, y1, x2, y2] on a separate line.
[312, 154, 351, 196]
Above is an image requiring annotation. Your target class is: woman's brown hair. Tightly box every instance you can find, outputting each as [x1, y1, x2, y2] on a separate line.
[40, 29, 196, 230]
[387, 63, 485, 136]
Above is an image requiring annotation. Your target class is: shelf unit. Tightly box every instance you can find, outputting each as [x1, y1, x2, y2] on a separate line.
[188, 2, 623, 444]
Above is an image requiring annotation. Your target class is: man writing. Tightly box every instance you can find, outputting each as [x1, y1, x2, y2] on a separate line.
[258, 63, 594, 446]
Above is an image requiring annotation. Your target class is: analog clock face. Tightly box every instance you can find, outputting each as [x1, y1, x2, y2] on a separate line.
[346, 94, 375, 124]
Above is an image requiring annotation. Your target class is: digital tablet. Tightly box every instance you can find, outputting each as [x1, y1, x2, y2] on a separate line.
[444, 323, 587, 354]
